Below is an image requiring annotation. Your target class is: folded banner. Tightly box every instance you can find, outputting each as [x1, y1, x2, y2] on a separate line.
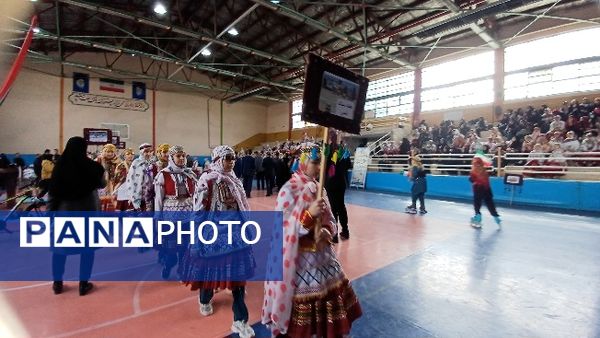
[132, 81, 146, 100]
[1, 211, 283, 282]
[72, 72, 89, 93]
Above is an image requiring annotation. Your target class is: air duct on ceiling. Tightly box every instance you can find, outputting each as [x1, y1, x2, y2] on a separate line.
[416, 0, 540, 38]
[226, 86, 271, 104]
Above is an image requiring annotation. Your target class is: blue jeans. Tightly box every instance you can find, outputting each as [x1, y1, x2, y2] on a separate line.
[200, 287, 248, 322]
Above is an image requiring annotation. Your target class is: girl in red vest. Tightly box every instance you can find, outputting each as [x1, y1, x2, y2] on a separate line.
[470, 157, 501, 227]
[154, 145, 197, 278]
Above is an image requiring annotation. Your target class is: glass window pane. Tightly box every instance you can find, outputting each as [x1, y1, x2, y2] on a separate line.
[422, 51, 494, 88]
[505, 27, 600, 72]
[504, 59, 600, 101]
[421, 79, 493, 111]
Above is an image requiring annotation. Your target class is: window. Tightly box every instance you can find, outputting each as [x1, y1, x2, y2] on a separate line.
[421, 79, 493, 111]
[505, 28, 600, 72]
[504, 60, 600, 100]
[291, 99, 315, 129]
[419, 52, 494, 111]
[366, 72, 414, 100]
[422, 52, 494, 88]
[364, 72, 414, 118]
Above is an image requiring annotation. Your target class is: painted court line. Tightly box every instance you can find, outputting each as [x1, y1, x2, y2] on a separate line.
[47, 295, 197, 338]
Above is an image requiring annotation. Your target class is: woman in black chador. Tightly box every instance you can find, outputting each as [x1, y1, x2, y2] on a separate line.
[48, 136, 105, 296]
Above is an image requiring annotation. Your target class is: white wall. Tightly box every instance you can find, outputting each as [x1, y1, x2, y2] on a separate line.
[0, 69, 60, 154]
[266, 102, 289, 133]
[0, 69, 270, 155]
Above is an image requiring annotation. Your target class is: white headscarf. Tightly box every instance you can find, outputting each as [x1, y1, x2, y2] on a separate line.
[163, 145, 194, 176]
[126, 143, 154, 209]
[195, 145, 249, 211]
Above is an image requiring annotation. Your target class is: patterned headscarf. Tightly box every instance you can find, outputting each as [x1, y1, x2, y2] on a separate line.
[123, 148, 135, 156]
[165, 145, 192, 175]
[139, 143, 152, 151]
[210, 145, 235, 173]
[194, 145, 249, 211]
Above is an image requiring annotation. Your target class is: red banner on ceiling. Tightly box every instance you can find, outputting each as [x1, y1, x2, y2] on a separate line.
[0, 15, 38, 105]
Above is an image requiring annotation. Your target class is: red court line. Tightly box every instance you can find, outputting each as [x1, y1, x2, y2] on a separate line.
[1, 191, 469, 337]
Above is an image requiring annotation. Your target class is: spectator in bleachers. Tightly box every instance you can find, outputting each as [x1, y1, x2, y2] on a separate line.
[522, 135, 535, 153]
[561, 131, 580, 152]
[580, 133, 598, 152]
[550, 115, 566, 132]
[539, 137, 552, 153]
[549, 131, 564, 144]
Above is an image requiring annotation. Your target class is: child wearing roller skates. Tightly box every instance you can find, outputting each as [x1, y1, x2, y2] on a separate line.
[405, 155, 427, 215]
[469, 156, 501, 227]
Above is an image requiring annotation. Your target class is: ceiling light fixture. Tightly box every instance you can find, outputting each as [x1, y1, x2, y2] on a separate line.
[33, 27, 40, 33]
[227, 28, 239, 36]
[201, 49, 211, 56]
[153, 2, 167, 15]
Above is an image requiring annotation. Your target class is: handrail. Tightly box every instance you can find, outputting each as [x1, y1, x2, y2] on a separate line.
[361, 151, 600, 180]
[367, 132, 391, 151]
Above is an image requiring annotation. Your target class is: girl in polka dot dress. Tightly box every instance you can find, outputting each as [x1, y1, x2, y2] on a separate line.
[262, 145, 362, 337]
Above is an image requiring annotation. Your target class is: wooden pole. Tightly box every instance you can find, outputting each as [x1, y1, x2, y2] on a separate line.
[497, 147, 502, 177]
[314, 127, 329, 241]
[59, 76, 64, 151]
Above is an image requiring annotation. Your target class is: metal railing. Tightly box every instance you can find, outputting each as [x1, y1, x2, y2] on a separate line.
[364, 151, 600, 180]
[366, 132, 391, 156]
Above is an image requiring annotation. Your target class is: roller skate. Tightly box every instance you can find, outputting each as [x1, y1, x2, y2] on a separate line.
[405, 206, 417, 214]
[494, 216, 502, 227]
[470, 214, 482, 228]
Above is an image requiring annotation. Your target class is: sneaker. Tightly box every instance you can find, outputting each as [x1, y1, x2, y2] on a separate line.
[199, 302, 213, 316]
[418, 209, 428, 215]
[405, 206, 417, 214]
[340, 230, 350, 240]
[231, 320, 255, 338]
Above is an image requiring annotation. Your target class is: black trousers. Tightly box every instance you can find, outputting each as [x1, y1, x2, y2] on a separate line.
[327, 188, 348, 234]
[256, 171, 265, 190]
[410, 192, 425, 210]
[242, 175, 253, 197]
[200, 287, 248, 322]
[265, 174, 275, 196]
[52, 252, 95, 282]
[473, 187, 499, 217]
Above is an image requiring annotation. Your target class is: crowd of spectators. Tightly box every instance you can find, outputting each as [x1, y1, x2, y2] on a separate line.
[380, 97, 600, 157]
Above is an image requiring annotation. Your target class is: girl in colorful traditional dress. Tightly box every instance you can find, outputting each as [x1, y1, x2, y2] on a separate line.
[262, 145, 362, 338]
[154, 145, 197, 279]
[113, 148, 134, 211]
[96, 143, 121, 211]
[126, 143, 155, 211]
[184, 145, 255, 338]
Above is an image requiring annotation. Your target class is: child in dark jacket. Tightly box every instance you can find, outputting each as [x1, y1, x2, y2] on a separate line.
[405, 155, 427, 215]
[470, 157, 501, 227]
